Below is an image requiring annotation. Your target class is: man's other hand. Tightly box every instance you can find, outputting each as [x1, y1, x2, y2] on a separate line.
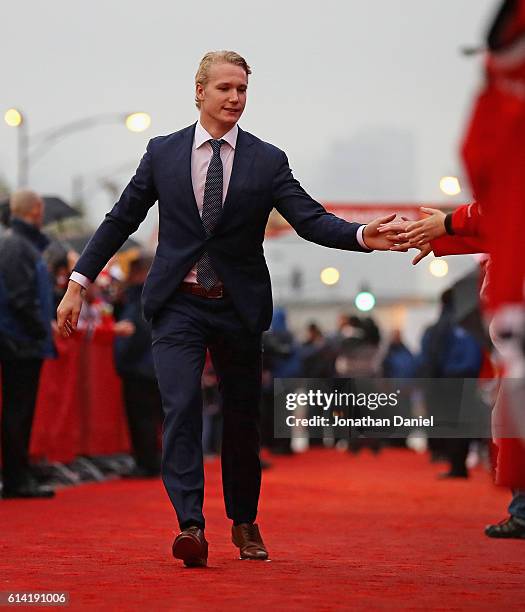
[377, 216, 411, 234]
[57, 280, 85, 337]
[114, 320, 136, 337]
[363, 213, 407, 250]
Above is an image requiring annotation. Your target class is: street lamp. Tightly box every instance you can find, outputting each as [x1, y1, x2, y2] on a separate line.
[125, 112, 151, 133]
[3, 109, 151, 187]
[355, 289, 376, 312]
[4, 108, 28, 188]
[4, 108, 23, 127]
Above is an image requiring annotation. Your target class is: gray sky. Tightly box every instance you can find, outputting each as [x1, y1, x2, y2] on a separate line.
[2, 0, 496, 215]
[1, 0, 498, 334]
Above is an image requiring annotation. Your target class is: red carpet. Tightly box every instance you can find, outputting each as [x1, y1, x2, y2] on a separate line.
[1, 448, 523, 611]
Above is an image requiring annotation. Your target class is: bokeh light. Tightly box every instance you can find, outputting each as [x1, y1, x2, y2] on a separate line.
[429, 258, 449, 278]
[320, 267, 340, 286]
[355, 291, 376, 312]
[125, 112, 151, 133]
[4, 108, 23, 127]
[439, 176, 461, 196]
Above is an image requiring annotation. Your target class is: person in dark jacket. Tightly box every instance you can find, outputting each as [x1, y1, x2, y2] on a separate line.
[301, 322, 335, 378]
[419, 289, 482, 478]
[114, 256, 163, 477]
[0, 190, 55, 499]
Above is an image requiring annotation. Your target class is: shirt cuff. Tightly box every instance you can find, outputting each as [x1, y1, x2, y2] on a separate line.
[357, 224, 372, 251]
[444, 212, 455, 235]
[69, 271, 91, 289]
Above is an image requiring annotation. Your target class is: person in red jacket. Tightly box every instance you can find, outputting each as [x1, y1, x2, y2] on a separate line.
[379, 0, 525, 540]
[381, 200, 525, 538]
[462, 0, 525, 322]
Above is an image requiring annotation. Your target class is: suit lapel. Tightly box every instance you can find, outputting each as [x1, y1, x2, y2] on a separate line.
[172, 123, 205, 235]
[217, 127, 256, 229]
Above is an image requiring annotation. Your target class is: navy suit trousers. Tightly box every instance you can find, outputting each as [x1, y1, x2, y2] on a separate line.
[151, 291, 263, 529]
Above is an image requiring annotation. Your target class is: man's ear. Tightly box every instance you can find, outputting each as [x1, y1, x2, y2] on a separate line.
[196, 83, 205, 102]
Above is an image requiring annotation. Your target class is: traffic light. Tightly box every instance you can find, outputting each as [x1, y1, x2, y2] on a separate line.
[354, 288, 376, 312]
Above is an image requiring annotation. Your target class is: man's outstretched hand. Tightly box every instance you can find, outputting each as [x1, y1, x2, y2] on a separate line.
[57, 281, 85, 337]
[377, 208, 440, 265]
[363, 213, 407, 250]
[379, 207, 446, 245]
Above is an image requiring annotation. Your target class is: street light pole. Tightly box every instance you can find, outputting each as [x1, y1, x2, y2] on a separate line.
[4, 110, 151, 188]
[17, 119, 29, 188]
[4, 108, 29, 188]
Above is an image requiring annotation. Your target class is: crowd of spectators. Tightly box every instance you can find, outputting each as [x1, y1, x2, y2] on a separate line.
[0, 189, 490, 502]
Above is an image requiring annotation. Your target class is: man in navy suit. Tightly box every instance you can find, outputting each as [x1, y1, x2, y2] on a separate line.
[58, 50, 402, 567]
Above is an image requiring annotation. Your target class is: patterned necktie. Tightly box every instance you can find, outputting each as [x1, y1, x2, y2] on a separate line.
[196, 139, 224, 289]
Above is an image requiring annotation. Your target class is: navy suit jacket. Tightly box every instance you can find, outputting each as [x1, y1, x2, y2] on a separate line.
[74, 123, 370, 332]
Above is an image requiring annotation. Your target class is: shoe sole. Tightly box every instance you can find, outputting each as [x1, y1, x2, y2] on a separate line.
[233, 541, 269, 560]
[238, 553, 270, 560]
[172, 536, 208, 567]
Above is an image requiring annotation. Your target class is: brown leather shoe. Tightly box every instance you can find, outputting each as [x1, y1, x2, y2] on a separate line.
[172, 527, 208, 567]
[232, 523, 269, 560]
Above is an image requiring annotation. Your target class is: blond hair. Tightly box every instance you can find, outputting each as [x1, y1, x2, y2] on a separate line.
[195, 50, 251, 109]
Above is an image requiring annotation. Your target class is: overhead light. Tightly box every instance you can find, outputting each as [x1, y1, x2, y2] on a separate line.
[4, 108, 23, 127]
[125, 112, 151, 133]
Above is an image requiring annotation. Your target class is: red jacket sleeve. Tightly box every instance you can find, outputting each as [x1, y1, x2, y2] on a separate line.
[431, 234, 487, 256]
[450, 202, 482, 237]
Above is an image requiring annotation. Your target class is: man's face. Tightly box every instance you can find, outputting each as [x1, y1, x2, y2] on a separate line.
[197, 62, 247, 129]
[29, 200, 44, 228]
